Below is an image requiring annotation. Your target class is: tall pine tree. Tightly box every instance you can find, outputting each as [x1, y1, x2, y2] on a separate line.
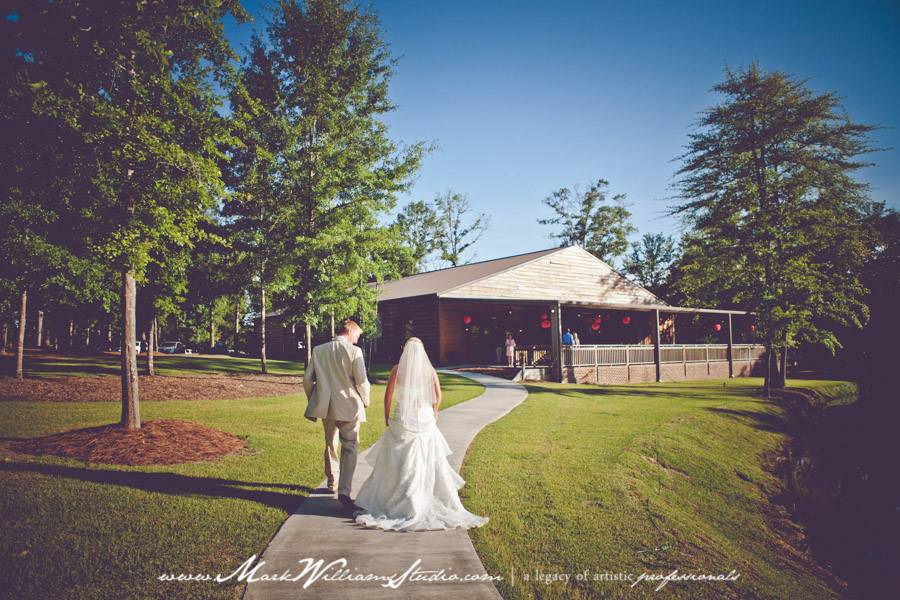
[671, 64, 880, 393]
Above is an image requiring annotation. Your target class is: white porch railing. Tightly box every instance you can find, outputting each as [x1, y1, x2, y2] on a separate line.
[560, 344, 766, 367]
[514, 346, 552, 367]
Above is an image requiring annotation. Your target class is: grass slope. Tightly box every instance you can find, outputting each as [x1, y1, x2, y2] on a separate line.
[462, 378, 847, 600]
[0, 373, 484, 599]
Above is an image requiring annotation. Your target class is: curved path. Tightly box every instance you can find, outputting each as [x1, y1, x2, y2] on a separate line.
[243, 371, 527, 600]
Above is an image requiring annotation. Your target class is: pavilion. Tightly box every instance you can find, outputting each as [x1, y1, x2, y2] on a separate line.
[372, 245, 765, 384]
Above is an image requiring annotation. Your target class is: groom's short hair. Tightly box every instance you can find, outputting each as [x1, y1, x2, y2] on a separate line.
[337, 319, 361, 335]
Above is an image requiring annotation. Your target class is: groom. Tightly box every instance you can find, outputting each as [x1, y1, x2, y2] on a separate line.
[303, 319, 370, 513]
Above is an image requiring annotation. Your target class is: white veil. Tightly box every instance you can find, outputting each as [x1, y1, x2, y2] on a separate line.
[391, 338, 436, 431]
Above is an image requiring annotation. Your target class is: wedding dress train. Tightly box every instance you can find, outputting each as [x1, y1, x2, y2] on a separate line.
[353, 340, 488, 532]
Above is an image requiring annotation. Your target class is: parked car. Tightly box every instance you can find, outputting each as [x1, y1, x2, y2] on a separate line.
[159, 341, 185, 354]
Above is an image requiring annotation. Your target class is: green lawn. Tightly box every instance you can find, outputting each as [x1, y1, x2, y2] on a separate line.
[461, 377, 850, 600]
[0, 372, 484, 600]
[1, 351, 305, 377]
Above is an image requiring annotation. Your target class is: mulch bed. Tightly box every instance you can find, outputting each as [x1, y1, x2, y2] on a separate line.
[0, 373, 304, 402]
[7, 419, 249, 465]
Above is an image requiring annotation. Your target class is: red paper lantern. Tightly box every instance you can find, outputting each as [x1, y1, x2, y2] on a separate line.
[595, 314, 603, 322]
[540, 312, 548, 320]
[621, 316, 631, 325]
[463, 315, 472, 324]
[540, 319, 551, 329]
[713, 323, 722, 332]
[591, 322, 601, 331]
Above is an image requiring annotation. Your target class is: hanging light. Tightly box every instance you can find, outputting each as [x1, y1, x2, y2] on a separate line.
[540, 312, 548, 320]
[540, 320, 551, 329]
[621, 316, 631, 325]
[591, 322, 600, 331]
[463, 315, 472, 324]
[713, 323, 722, 332]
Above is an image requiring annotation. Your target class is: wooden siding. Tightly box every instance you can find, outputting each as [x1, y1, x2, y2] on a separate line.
[376, 295, 440, 364]
[438, 301, 470, 365]
[441, 245, 661, 305]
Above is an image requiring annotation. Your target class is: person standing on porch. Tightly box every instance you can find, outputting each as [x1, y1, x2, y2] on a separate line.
[572, 331, 581, 345]
[562, 328, 574, 345]
[505, 333, 516, 367]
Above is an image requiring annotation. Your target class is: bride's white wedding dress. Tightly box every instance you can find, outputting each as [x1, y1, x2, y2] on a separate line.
[353, 339, 489, 532]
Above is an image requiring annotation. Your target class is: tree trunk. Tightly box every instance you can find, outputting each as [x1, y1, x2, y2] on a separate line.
[146, 314, 155, 377]
[330, 310, 335, 337]
[209, 302, 216, 352]
[780, 329, 789, 387]
[85, 323, 91, 348]
[259, 285, 268, 374]
[120, 269, 140, 429]
[234, 299, 240, 335]
[153, 317, 159, 352]
[305, 322, 312, 366]
[16, 290, 27, 379]
[772, 347, 788, 389]
[35, 310, 44, 349]
[2, 321, 8, 352]
[68, 319, 74, 348]
[763, 334, 773, 399]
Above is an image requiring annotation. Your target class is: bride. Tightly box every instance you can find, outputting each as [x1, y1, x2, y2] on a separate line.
[353, 337, 489, 531]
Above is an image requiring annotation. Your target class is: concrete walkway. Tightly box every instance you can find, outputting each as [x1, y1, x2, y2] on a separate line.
[243, 371, 528, 600]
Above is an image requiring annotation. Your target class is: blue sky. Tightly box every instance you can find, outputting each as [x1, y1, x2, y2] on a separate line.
[225, 0, 900, 265]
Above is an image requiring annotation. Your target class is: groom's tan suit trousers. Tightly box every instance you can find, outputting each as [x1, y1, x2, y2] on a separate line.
[303, 335, 371, 497]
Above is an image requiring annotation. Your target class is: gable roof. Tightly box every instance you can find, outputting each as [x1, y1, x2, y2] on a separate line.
[373, 245, 665, 306]
[372, 247, 561, 302]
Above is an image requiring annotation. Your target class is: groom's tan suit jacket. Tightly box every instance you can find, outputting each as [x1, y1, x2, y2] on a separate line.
[303, 336, 370, 423]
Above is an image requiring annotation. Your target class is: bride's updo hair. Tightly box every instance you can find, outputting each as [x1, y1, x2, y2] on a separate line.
[406, 337, 423, 346]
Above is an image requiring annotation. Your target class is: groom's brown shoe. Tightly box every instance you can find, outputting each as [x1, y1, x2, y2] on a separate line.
[338, 494, 361, 513]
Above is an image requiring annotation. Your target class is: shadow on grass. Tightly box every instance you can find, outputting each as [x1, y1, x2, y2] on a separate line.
[524, 381, 768, 405]
[704, 407, 790, 433]
[0, 350, 305, 377]
[0, 461, 315, 512]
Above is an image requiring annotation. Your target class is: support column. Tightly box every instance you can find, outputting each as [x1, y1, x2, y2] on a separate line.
[550, 301, 562, 382]
[652, 309, 661, 382]
[727, 313, 734, 378]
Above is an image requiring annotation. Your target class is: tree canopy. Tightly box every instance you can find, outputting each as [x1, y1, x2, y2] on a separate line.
[538, 178, 635, 263]
[670, 63, 881, 390]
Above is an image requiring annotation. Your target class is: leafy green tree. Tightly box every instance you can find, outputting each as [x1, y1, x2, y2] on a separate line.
[670, 64, 880, 394]
[223, 33, 294, 374]
[623, 233, 678, 297]
[538, 178, 635, 262]
[262, 0, 427, 359]
[138, 240, 192, 375]
[8, 0, 248, 426]
[393, 200, 441, 273]
[433, 190, 490, 267]
[1, 11, 101, 375]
